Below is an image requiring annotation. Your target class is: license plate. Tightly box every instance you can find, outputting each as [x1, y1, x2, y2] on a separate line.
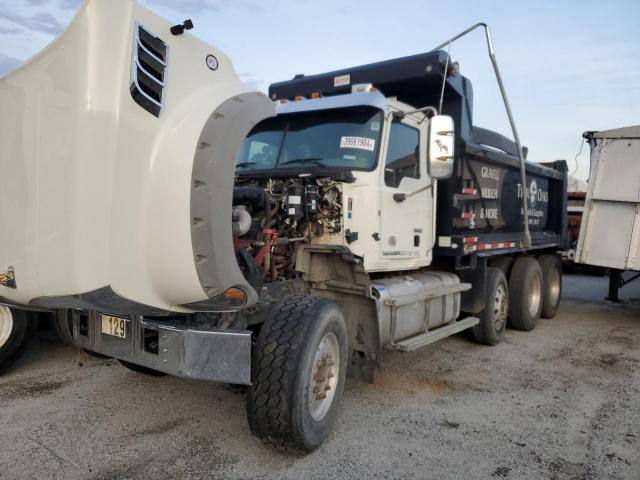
[101, 315, 128, 339]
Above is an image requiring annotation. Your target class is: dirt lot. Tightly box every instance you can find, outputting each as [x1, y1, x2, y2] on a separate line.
[0, 272, 638, 480]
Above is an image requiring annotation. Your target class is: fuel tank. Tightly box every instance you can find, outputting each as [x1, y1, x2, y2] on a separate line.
[0, 0, 274, 314]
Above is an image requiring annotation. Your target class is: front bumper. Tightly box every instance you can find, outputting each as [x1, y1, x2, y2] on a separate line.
[73, 312, 251, 385]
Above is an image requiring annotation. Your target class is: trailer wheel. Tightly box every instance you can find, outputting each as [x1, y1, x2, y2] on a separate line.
[472, 268, 509, 346]
[0, 306, 35, 375]
[247, 295, 347, 452]
[118, 360, 167, 377]
[508, 256, 543, 331]
[539, 254, 562, 318]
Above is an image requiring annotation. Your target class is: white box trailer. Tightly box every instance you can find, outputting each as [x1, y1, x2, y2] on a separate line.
[575, 125, 640, 301]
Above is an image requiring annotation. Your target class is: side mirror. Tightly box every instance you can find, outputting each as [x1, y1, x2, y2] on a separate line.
[428, 115, 455, 179]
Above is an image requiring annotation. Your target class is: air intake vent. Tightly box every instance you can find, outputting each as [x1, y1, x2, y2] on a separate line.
[130, 23, 168, 117]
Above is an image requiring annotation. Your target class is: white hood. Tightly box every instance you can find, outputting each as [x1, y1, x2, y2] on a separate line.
[0, 0, 274, 313]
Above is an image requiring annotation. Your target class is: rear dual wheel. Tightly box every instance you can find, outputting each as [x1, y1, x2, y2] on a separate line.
[0, 306, 34, 375]
[508, 254, 562, 331]
[539, 254, 562, 319]
[475, 254, 562, 342]
[508, 256, 543, 331]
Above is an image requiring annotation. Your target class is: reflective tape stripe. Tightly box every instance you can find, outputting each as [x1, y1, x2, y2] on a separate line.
[478, 241, 516, 250]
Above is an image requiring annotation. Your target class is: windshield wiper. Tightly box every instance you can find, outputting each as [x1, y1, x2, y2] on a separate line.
[279, 157, 325, 167]
[235, 161, 257, 169]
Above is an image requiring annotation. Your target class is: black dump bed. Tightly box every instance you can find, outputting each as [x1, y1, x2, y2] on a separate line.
[269, 52, 568, 261]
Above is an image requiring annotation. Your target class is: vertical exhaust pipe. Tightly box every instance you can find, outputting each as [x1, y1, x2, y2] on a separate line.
[431, 23, 531, 248]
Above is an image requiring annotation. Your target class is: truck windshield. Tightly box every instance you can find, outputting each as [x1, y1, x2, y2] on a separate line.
[236, 106, 383, 172]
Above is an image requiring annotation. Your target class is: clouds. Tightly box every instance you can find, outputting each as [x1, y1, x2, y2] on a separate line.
[140, 0, 265, 15]
[0, 53, 21, 75]
[0, 25, 21, 34]
[141, 0, 219, 13]
[57, 0, 82, 9]
[0, 0, 638, 181]
[0, 0, 78, 60]
[0, 10, 65, 35]
[0, 0, 265, 52]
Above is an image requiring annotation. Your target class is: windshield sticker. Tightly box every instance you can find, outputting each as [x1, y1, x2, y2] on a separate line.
[370, 121, 380, 132]
[340, 136, 375, 151]
[343, 154, 356, 160]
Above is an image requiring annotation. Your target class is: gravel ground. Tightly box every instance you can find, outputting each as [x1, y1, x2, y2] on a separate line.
[0, 272, 638, 480]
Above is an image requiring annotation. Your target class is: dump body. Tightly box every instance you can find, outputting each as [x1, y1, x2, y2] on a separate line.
[435, 148, 568, 260]
[576, 126, 640, 270]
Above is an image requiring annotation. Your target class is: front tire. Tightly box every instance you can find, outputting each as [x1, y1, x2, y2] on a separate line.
[508, 256, 543, 331]
[539, 254, 562, 318]
[472, 268, 509, 346]
[0, 306, 35, 375]
[247, 295, 348, 452]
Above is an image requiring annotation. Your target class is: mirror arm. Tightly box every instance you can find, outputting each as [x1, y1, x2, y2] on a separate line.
[392, 182, 434, 203]
[392, 105, 438, 121]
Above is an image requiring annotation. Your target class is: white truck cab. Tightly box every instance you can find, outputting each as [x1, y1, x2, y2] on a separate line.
[238, 89, 454, 273]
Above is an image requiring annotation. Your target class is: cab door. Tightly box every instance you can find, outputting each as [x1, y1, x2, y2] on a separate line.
[378, 116, 432, 268]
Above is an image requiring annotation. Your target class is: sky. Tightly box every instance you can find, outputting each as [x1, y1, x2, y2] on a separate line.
[1, 0, 639, 181]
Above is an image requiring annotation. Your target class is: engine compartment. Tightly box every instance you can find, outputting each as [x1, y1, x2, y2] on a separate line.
[232, 177, 343, 287]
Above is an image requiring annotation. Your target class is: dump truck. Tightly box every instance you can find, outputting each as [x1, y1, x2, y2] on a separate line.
[0, 0, 568, 450]
[575, 126, 640, 301]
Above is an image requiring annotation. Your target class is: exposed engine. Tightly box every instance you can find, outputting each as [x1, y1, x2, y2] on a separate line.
[232, 177, 343, 287]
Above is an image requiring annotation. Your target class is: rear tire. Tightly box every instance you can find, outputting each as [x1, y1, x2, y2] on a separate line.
[247, 295, 348, 452]
[539, 254, 562, 318]
[508, 256, 543, 331]
[472, 268, 509, 346]
[118, 360, 167, 377]
[0, 306, 35, 375]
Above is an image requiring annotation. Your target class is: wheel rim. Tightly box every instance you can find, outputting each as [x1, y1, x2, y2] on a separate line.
[308, 332, 340, 422]
[0, 306, 14, 348]
[493, 283, 509, 331]
[528, 275, 542, 318]
[548, 268, 561, 307]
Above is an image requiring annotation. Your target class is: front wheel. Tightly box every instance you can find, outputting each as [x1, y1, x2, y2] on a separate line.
[247, 295, 348, 452]
[0, 306, 35, 375]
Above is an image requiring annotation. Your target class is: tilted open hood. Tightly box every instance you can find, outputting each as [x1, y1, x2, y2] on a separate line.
[0, 0, 274, 314]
